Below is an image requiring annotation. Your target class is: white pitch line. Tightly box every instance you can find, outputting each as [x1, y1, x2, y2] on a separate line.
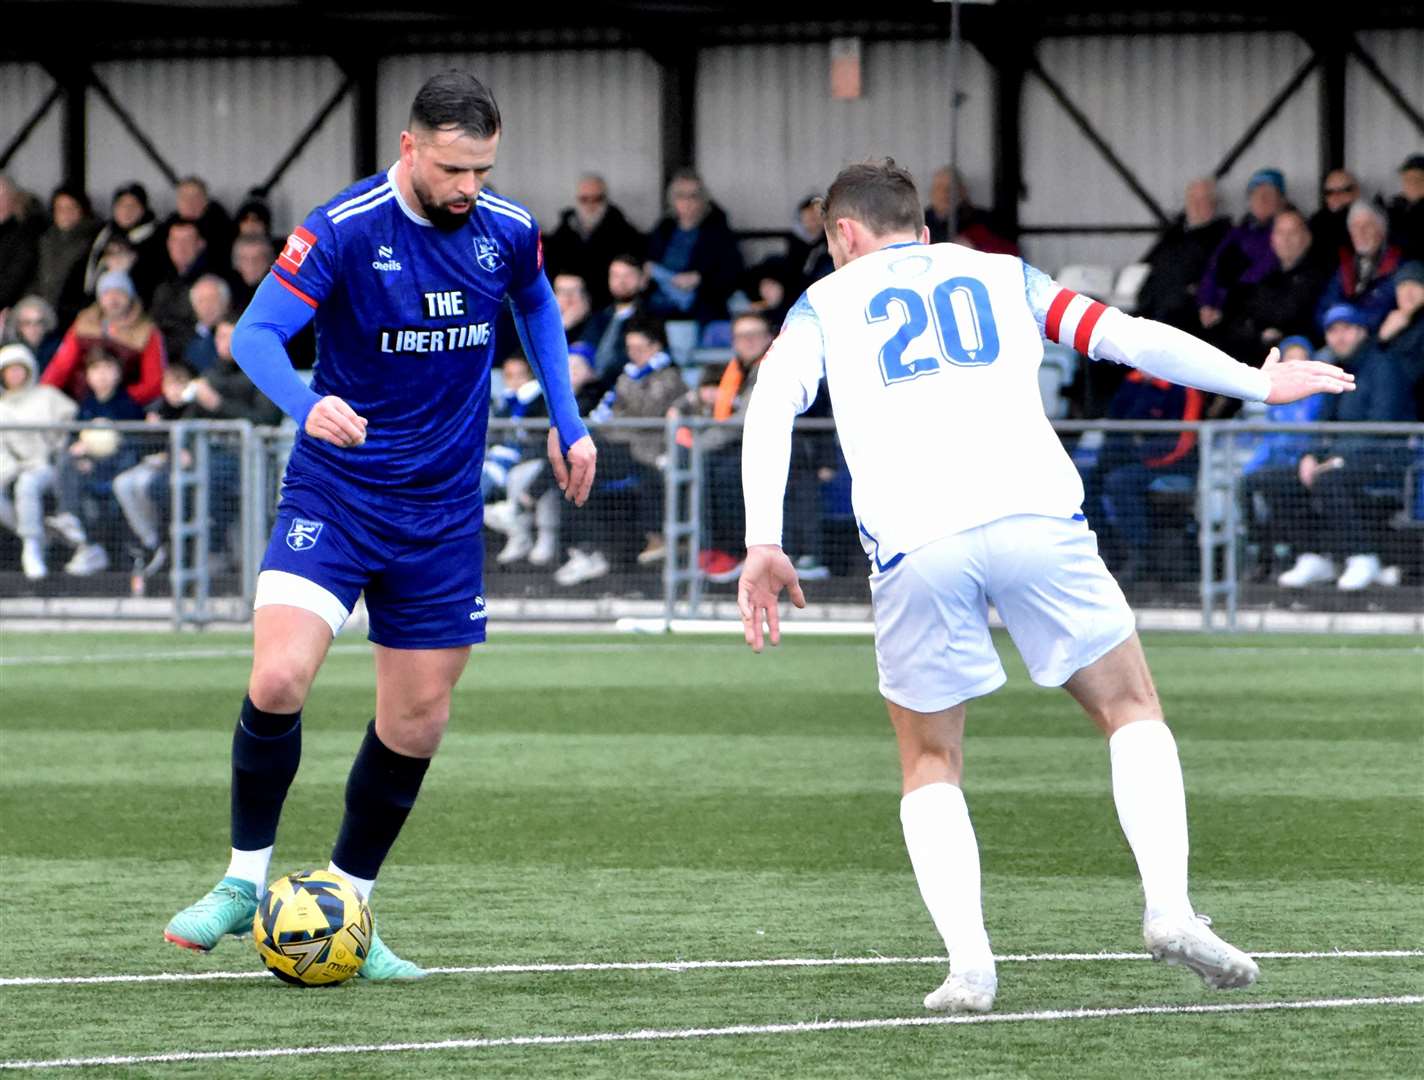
[2, 995, 1421, 1070]
[2, 948, 1419, 988]
[0, 641, 758, 667]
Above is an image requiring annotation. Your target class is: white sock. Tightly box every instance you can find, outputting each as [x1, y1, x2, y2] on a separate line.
[329, 861, 375, 902]
[1109, 720, 1193, 921]
[899, 782, 995, 975]
[225, 847, 273, 893]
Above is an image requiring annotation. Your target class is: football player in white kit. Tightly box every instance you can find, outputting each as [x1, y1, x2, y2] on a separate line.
[738, 160, 1355, 1014]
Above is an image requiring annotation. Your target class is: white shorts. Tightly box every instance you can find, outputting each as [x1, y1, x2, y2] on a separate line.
[870, 514, 1136, 713]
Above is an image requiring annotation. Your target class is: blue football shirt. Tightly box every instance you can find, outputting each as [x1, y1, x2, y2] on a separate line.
[269, 164, 544, 533]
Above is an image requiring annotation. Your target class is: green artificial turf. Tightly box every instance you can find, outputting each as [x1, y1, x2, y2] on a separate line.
[1, 630, 1420, 1077]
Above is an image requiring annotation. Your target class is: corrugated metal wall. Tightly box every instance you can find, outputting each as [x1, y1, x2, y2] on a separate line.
[1347, 29, 1424, 202]
[696, 40, 995, 233]
[0, 63, 63, 198]
[87, 57, 353, 235]
[378, 52, 662, 234]
[1024, 33, 1321, 274]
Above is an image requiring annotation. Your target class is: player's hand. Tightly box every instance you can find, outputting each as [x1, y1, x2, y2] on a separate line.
[737, 544, 806, 653]
[305, 395, 367, 448]
[549, 429, 596, 507]
[1261, 347, 1355, 405]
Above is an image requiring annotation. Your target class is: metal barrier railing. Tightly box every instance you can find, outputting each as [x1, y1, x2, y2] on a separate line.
[2, 417, 1420, 630]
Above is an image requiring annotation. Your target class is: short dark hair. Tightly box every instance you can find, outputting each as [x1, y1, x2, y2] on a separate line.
[410, 70, 501, 140]
[823, 158, 924, 237]
[624, 314, 667, 348]
[609, 253, 642, 271]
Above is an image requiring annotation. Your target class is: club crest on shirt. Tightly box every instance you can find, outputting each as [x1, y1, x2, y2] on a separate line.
[473, 236, 503, 273]
[286, 518, 323, 552]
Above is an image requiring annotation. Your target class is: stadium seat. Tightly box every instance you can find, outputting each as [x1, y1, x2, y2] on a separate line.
[1110, 262, 1152, 313]
[1054, 264, 1114, 301]
[700, 320, 732, 348]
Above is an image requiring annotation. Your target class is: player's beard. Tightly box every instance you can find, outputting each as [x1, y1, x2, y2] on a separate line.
[413, 179, 472, 233]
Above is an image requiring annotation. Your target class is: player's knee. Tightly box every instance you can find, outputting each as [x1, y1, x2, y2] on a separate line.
[380, 703, 449, 758]
[248, 663, 316, 714]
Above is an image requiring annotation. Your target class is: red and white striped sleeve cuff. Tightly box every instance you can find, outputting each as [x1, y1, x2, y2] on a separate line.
[1044, 289, 1109, 354]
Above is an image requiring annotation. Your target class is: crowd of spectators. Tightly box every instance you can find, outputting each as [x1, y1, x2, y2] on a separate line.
[0, 173, 280, 582]
[1, 150, 1421, 594]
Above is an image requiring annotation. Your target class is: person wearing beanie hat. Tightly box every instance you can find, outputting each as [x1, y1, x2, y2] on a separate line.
[82, 180, 165, 303]
[40, 264, 165, 406]
[1196, 165, 1288, 328]
[0, 341, 79, 579]
[1246, 168, 1285, 196]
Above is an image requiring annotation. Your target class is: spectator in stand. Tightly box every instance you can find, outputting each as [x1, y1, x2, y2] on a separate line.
[2, 295, 62, 370]
[1308, 169, 1359, 275]
[0, 174, 40, 313]
[174, 176, 233, 273]
[1198, 168, 1287, 332]
[669, 362, 745, 581]
[553, 273, 593, 342]
[644, 169, 743, 328]
[1136, 177, 1231, 331]
[1375, 261, 1424, 405]
[33, 185, 100, 328]
[924, 166, 1018, 255]
[794, 195, 836, 288]
[482, 353, 559, 566]
[1277, 301, 1419, 591]
[42, 269, 165, 405]
[113, 317, 279, 577]
[1213, 207, 1326, 366]
[233, 194, 279, 249]
[1388, 154, 1424, 262]
[82, 183, 166, 304]
[544, 174, 644, 309]
[1079, 371, 1205, 585]
[149, 219, 209, 359]
[111, 360, 194, 578]
[0, 342, 77, 580]
[180, 274, 232, 373]
[229, 234, 275, 312]
[581, 253, 644, 388]
[46, 348, 145, 576]
[1237, 336, 1328, 581]
[567, 342, 604, 415]
[1316, 200, 1403, 333]
[555, 316, 685, 585]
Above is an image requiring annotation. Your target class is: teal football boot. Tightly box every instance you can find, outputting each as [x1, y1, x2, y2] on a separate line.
[357, 921, 427, 981]
[164, 877, 259, 952]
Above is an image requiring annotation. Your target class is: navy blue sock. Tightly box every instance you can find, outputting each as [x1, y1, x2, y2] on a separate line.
[230, 696, 301, 850]
[330, 721, 431, 880]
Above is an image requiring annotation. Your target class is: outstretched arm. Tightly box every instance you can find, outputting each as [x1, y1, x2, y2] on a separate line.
[1024, 263, 1354, 405]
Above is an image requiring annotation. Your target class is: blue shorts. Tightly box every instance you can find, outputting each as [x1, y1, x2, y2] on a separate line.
[255, 494, 487, 650]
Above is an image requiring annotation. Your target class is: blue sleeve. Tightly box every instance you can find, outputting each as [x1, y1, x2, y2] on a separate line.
[231, 273, 323, 429]
[509, 272, 589, 453]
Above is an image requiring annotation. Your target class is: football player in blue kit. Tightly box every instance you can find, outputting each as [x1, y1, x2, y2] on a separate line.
[165, 71, 596, 977]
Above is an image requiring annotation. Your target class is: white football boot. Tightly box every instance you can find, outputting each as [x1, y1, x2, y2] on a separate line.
[1144, 912, 1258, 989]
[924, 968, 998, 1013]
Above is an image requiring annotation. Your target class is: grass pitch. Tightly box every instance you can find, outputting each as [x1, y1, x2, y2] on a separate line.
[1, 629, 1421, 1077]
